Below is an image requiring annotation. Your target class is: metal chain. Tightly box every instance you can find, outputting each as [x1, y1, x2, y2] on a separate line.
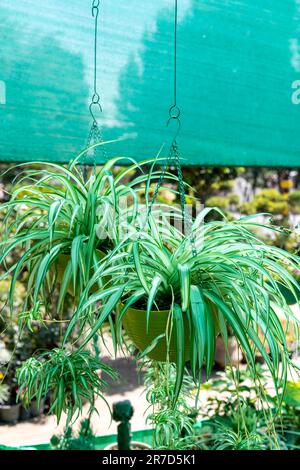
[82, 0, 108, 174]
[169, 8, 202, 284]
[147, 0, 181, 213]
[149, 0, 183, 223]
[147, 152, 173, 219]
[147, 0, 182, 219]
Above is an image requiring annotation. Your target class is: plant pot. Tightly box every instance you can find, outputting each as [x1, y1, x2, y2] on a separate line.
[118, 304, 191, 362]
[104, 441, 151, 450]
[53, 249, 106, 296]
[20, 405, 31, 421]
[30, 399, 45, 417]
[0, 403, 20, 424]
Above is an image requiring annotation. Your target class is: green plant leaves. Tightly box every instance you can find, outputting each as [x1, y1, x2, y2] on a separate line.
[17, 349, 118, 425]
[190, 285, 206, 370]
[0, 159, 158, 319]
[188, 285, 215, 379]
[205, 291, 255, 368]
[133, 241, 149, 294]
[48, 199, 65, 244]
[178, 263, 190, 312]
[71, 235, 87, 290]
[78, 286, 125, 350]
[147, 275, 163, 332]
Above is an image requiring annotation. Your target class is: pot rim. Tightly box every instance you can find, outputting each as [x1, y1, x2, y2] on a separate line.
[0, 403, 20, 409]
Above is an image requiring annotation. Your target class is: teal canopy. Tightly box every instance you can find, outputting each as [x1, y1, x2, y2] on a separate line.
[1, 0, 300, 166]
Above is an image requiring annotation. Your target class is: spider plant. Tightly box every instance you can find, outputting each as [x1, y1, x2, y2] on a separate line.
[66, 208, 300, 402]
[17, 348, 117, 424]
[0, 157, 167, 314]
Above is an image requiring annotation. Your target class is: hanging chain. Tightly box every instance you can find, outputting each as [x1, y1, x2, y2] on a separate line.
[148, 0, 201, 282]
[167, 0, 181, 128]
[83, 0, 108, 174]
[168, 0, 193, 240]
[168, 1, 201, 281]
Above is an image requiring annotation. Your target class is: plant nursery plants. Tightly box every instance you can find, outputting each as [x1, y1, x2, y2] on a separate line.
[0, 296, 66, 422]
[2, 0, 300, 454]
[50, 418, 97, 450]
[197, 366, 300, 450]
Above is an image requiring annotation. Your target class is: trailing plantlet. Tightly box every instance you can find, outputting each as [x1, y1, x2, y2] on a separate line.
[17, 348, 117, 424]
[144, 362, 196, 450]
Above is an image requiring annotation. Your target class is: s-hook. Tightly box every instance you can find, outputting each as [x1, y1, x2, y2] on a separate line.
[89, 0, 103, 124]
[83, 0, 108, 175]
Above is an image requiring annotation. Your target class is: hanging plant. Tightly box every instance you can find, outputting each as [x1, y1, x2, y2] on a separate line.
[0, 157, 167, 314]
[68, 208, 300, 402]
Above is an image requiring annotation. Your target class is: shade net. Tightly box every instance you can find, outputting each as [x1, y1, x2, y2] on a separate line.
[0, 0, 300, 167]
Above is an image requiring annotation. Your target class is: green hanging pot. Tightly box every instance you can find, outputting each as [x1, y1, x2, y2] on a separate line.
[53, 248, 107, 297]
[118, 303, 191, 362]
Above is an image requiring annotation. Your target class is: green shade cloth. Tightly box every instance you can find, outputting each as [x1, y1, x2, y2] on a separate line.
[0, 0, 300, 166]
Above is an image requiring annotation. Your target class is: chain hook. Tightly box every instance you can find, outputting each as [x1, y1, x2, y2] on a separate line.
[168, 104, 180, 120]
[91, 91, 101, 104]
[166, 0, 181, 143]
[92, 0, 100, 17]
[81, 0, 108, 174]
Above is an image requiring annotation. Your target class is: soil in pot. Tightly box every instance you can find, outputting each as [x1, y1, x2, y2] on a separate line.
[0, 403, 20, 424]
[119, 303, 191, 362]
